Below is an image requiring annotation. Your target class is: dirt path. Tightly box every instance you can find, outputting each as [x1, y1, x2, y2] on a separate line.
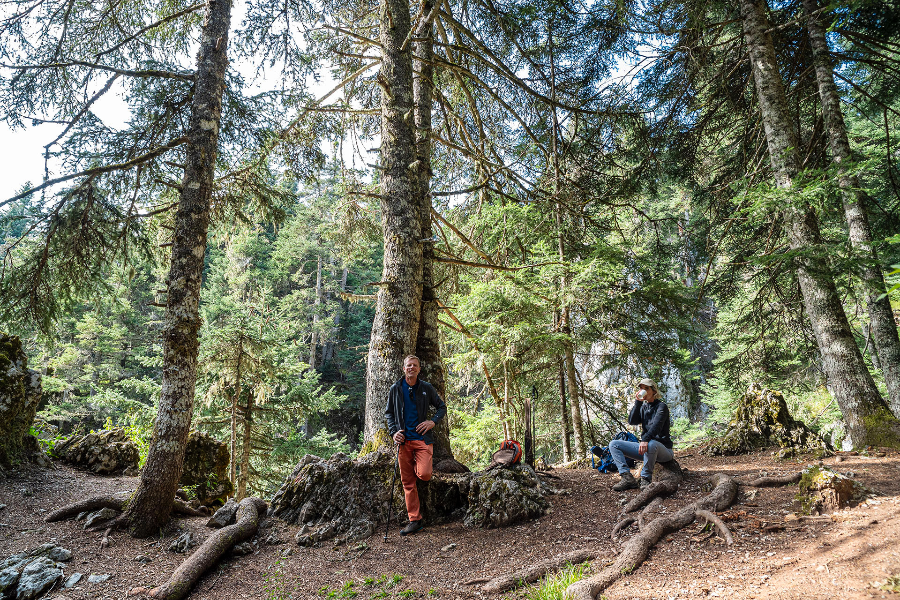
[1, 449, 898, 600]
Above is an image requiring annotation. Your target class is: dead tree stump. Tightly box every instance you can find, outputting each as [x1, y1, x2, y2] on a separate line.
[703, 384, 829, 456]
[796, 466, 858, 514]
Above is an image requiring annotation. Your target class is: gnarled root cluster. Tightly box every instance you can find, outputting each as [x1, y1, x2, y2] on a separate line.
[567, 464, 804, 600]
[566, 473, 738, 600]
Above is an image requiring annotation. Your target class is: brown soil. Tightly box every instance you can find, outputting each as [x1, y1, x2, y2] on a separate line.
[2, 449, 899, 600]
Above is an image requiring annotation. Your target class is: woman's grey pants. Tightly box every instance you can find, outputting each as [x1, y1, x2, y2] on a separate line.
[608, 439, 673, 479]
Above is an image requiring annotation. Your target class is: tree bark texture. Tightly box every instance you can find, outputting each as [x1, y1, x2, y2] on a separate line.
[310, 254, 323, 369]
[230, 337, 242, 486]
[237, 391, 253, 500]
[412, 0, 454, 463]
[147, 497, 267, 600]
[123, 0, 232, 537]
[363, 0, 424, 444]
[802, 0, 900, 417]
[739, 0, 900, 448]
[559, 360, 572, 462]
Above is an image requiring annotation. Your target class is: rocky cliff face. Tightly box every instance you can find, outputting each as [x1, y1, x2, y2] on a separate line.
[578, 342, 711, 423]
[0, 333, 43, 468]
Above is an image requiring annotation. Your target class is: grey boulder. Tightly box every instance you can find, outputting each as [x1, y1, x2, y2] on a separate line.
[15, 557, 62, 600]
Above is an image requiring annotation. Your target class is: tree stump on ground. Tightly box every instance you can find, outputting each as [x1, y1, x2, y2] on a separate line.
[703, 384, 829, 456]
[269, 448, 549, 546]
[796, 466, 860, 514]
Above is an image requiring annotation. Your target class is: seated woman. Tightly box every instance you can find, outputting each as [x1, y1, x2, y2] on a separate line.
[609, 378, 674, 491]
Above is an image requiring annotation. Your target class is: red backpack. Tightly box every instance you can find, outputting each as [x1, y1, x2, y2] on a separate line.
[491, 439, 523, 467]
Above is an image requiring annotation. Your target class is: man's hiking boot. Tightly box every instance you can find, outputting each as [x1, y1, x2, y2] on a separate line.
[400, 520, 423, 536]
[640, 476, 652, 490]
[612, 472, 639, 491]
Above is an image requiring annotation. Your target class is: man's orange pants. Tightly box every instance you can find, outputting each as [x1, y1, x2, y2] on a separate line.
[397, 440, 433, 521]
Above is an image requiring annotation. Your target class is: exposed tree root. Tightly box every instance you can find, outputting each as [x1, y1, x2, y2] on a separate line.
[638, 498, 662, 532]
[46, 492, 206, 526]
[738, 472, 801, 487]
[481, 550, 597, 593]
[136, 497, 267, 600]
[566, 473, 738, 600]
[695, 509, 733, 545]
[620, 460, 683, 515]
[172, 499, 207, 517]
[611, 516, 636, 539]
[45, 494, 128, 522]
[100, 526, 113, 549]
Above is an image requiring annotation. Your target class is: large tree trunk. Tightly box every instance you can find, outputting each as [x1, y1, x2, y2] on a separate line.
[363, 0, 423, 444]
[548, 24, 585, 458]
[562, 316, 585, 456]
[739, 0, 900, 448]
[121, 0, 232, 537]
[559, 359, 572, 462]
[802, 0, 900, 417]
[412, 0, 454, 463]
[310, 254, 323, 369]
[237, 391, 253, 499]
[230, 338, 242, 486]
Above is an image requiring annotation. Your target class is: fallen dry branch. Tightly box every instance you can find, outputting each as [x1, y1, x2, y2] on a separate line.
[695, 509, 733, 545]
[143, 497, 267, 600]
[481, 549, 597, 593]
[565, 473, 738, 600]
[738, 472, 801, 487]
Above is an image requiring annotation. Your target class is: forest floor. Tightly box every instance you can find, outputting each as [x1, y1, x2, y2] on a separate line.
[2, 448, 899, 600]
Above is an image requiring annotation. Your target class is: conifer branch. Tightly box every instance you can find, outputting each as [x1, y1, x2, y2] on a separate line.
[1, 137, 188, 208]
[2, 61, 195, 81]
[94, 1, 208, 58]
[430, 209, 496, 264]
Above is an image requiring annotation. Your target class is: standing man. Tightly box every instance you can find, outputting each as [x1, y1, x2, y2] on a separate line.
[609, 378, 674, 491]
[385, 355, 447, 535]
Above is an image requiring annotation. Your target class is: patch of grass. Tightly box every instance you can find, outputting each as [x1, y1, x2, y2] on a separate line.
[398, 590, 416, 598]
[263, 558, 294, 600]
[524, 562, 589, 600]
[880, 575, 900, 593]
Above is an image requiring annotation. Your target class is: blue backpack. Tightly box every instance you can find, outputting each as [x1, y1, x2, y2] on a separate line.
[590, 431, 639, 473]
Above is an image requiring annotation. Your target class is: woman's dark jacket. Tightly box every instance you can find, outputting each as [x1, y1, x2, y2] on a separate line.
[628, 399, 673, 449]
[384, 378, 447, 445]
